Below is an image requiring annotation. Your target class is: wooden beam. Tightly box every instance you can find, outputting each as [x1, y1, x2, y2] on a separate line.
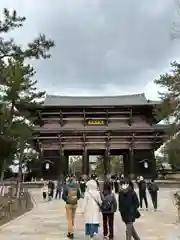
[41, 141, 159, 145]
[41, 110, 132, 115]
[33, 135, 167, 140]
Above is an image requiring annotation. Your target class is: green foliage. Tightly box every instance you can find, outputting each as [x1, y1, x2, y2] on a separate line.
[161, 134, 180, 168]
[154, 61, 180, 132]
[68, 155, 124, 176]
[69, 156, 82, 174]
[93, 155, 124, 176]
[0, 8, 55, 179]
[154, 61, 180, 167]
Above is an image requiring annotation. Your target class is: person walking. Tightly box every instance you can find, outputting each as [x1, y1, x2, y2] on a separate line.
[55, 179, 62, 199]
[114, 177, 119, 194]
[82, 179, 102, 239]
[80, 178, 86, 198]
[48, 180, 55, 201]
[137, 176, 148, 210]
[62, 177, 81, 239]
[118, 179, 141, 240]
[147, 179, 159, 210]
[42, 181, 48, 200]
[101, 182, 117, 240]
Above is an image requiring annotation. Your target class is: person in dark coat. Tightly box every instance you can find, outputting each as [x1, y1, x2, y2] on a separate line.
[147, 179, 159, 210]
[101, 182, 117, 240]
[48, 180, 55, 201]
[137, 176, 148, 210]
[114, 177, 119, 194]
[118, 179, 141, 240]
[80, 178, 86, 198]
[55, 179, 62, 199]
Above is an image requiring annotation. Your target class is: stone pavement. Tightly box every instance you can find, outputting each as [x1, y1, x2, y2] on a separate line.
[0, 188, 180, 239]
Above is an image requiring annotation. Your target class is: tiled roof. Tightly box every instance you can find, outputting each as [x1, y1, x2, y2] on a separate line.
[43, 93, 160, 107]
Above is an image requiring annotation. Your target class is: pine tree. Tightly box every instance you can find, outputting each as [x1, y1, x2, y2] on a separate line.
[155, 61, 180, 167]
[0, 8, 55, 188]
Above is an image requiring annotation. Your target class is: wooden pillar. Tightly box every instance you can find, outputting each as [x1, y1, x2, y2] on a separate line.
[63, 154, 69, 177]
[150, 149, 156, 179]
[128, 147, 134, 180]
[128, 108, 133, 126]
[104, 148, 111, 177]
[104, 132, 110, 177]
[39, 141, 44, 179]
[123, 152, 128, 177]
[104, 149, 110, 177]
[59, 109, 64, 126]
[128, 133, 135, 179]
[59, 134, 66, 177]
[82, 147, 89, 175]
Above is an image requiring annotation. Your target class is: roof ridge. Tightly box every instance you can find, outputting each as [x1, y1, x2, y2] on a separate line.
[45, 93, 146, 98]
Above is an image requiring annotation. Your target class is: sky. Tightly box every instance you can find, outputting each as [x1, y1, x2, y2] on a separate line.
[1, 0, 180, 100]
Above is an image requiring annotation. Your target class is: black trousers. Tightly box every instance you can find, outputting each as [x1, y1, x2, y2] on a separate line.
[102, 213, 114, 238]
[43, 192, 47, 200]
[55, 189, 61, 199]
[139, 191, 148, 208]
[150, 191, 157, 209]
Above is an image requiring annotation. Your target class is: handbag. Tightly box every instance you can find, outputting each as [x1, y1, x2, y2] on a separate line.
[135, 209, 141, 219]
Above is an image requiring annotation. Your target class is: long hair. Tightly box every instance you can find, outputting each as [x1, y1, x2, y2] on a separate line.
[103, 181, 112, 195]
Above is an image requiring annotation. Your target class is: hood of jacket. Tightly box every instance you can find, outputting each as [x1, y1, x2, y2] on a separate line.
[86, 179, 98, 191]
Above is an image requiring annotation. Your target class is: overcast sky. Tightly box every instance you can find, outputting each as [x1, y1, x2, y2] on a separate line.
[1, 0, 180, 99]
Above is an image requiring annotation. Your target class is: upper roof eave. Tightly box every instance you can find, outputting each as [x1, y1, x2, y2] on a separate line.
[42, 93, 161, 107]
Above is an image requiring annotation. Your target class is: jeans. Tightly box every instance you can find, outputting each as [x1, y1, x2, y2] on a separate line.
[102, 213, 114, 238]
[126, 222, 140, 240]
[65, 204, 77, 233]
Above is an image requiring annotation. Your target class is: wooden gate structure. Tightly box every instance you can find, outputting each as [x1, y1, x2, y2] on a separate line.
[31, 93, 167, 179]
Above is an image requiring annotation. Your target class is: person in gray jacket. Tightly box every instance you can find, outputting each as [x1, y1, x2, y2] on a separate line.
[101, 182, 117, 240]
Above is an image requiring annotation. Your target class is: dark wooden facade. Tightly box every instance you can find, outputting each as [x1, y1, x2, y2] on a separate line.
[33, 93, 167, 179]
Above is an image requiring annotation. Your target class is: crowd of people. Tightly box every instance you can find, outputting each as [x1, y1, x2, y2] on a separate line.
[41, 174, 159, 240]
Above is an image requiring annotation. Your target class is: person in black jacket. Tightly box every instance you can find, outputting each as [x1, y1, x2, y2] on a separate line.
[137, 176, 148, 210]
[101, 182, 117, 240]
[48, 180, 55, 201]
[147, 179, 159, 210]
[118, 179, 140, 240]
[79, 178, 86, 198]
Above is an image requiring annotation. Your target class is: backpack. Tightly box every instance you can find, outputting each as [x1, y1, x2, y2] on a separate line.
[67, 186, 78, 204]
[101, 194, 114, 212]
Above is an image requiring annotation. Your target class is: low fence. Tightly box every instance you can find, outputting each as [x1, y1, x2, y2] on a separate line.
[0, 186, 33, 226]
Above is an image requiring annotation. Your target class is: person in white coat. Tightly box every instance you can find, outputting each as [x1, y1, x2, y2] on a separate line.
[82, 179, 102, 239]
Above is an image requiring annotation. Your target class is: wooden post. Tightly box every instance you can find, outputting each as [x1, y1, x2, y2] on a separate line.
[59, 134, 66, 177]
[83, 108, 86, 127]
[82, 146, 89, 175]
[38, 140, 43, 179]
[82, 133, 89, 175]
[104, 132, 110, 177]
[129, 133, 135, 180]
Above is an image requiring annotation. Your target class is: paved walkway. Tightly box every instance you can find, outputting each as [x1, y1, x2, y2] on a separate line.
[0, 188, 180, 239]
